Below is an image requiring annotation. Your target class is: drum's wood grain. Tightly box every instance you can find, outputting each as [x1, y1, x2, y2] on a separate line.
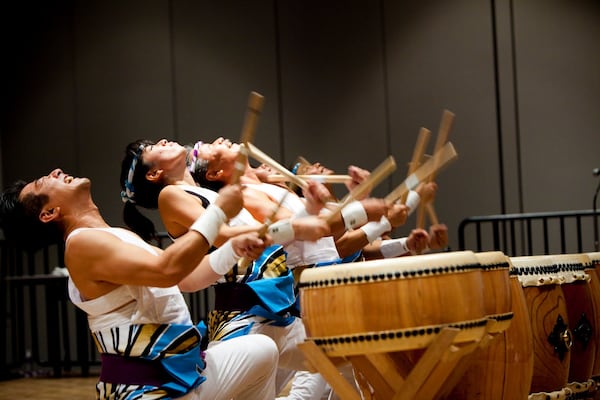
[553, 253, 596, 384]
[446, 251, 534, 400]
[300, 251, 487, 356]
[525, 280, 570, 393]
[588, 252, 600, 382]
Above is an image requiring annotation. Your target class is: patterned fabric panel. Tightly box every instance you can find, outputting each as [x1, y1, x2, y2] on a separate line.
[93, 323, 206, 399]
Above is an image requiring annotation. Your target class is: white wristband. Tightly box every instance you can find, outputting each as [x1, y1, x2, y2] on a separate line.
[360, 216, 392, 244]
[268, 219, 295, 243]
[189, 204, 227, 247]
[406, 191, 420, 215]
[405, 174, 420, 190]
[341, 201, 368, 230]
[208, 240, 240, 275]
[380, 237, 410, 258]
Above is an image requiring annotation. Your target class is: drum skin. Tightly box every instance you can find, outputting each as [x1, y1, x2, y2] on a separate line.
[298, 251, 488, 357]
[446, 252, 534, 400]
[511, 255, 571, 395]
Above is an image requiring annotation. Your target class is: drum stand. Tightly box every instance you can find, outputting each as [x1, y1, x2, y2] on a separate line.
[299, 325, 494, 400]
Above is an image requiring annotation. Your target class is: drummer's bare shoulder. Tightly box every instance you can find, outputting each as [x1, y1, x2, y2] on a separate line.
[158, 185, 207, 227]
[66, 227, 165, 288]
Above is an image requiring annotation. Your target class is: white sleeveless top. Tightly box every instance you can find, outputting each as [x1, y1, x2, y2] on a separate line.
[243, 183, 340, 266]
[243, 182, 307, 213]
[177, 184, 260, 227]
[65, 227, 192, 332]
[178, 183, 340, 266]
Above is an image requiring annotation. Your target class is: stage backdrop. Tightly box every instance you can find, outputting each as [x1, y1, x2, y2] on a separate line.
[1, 0, 599, 252]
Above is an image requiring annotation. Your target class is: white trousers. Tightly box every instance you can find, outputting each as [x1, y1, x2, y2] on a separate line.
[278, 362, 361, 400]
[181, 334, 279, 400]
[248, 317, 310, 394]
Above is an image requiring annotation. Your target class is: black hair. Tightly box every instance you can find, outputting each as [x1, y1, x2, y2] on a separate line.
[190, 156, 225, 192]
[119, 139, 161, 242]
[0, 180, 63, 251]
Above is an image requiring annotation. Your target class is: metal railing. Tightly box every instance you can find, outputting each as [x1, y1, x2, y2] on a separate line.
[1, 232, 213, 379]
[457, 209, 600, 257]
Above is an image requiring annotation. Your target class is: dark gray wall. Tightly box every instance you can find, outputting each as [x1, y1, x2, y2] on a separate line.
[2, 0, 599, 252]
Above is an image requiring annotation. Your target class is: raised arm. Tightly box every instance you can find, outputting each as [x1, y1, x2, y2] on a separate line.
[66, 184, 244, 299]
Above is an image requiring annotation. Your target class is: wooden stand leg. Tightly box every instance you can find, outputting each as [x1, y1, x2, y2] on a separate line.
[434, 322, 500, 399]
[352, 369, 375, 400]
[389, 327, 460, 400]
[300, 326, 489, 400]
[408, 339, 482, 400]
[396, 325, 495, 400]
[297, 341, 361, 400]
[348, 353, 405, 399]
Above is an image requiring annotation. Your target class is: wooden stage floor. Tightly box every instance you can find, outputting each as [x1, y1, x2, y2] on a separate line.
[0, 376, 99, 400]
[0, 374, 293, 399]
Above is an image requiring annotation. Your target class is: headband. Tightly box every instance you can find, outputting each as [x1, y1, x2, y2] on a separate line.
[187, 141, 203, 174]
[120, 144, 145, 203]
[291, 162, 301, 175]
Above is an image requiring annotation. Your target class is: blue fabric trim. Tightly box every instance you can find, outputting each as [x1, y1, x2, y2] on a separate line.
[156, 323, 207, 397]
[247, 271, 296, 314]
[246, 305, 296, 327]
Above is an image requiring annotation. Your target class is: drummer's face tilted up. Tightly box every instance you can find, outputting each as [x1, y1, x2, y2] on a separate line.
[196, 137, 242, 183]
[20, 168, 92, 212]
[141, 139, 188, 175]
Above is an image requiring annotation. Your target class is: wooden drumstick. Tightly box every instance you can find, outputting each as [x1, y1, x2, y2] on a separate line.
[400, 127, 431, 205]
[299, 174, 351, 184]
[230, 92, 265, 184]
[326, 156, 397, 223]
[430, 109, 454, 182]
[417, 110, 454, 228]
[247, 143, 309, 190]
[265, 174, 352, 184]
[385, 141, 458, 204]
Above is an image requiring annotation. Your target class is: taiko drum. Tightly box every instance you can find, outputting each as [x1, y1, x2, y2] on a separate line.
[446, 251, 533, 400]
[586, 251, 600, 398]
[510, 255, 571, 395]
[552, 253, 596, 385]
[298, 251, 488, 357]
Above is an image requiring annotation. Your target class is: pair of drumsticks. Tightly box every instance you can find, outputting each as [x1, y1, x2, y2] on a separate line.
[403, 109, 455, 230]
[251, 110, 457, 231]
[230, 91, 457, 269]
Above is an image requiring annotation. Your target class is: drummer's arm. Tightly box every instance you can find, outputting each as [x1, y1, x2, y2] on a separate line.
[362, 229, 430, 260]
[336, 198, 413, 257]
[335, 229, 370, 258]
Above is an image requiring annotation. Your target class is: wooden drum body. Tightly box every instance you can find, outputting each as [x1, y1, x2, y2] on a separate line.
[587, 252, 600, 397]
[552, 253, 596, 385]
[298, 251, 488, 358]
[448, 251, 533, 400]
[511, 255, 571, 395]
[477, 251, 513, 333]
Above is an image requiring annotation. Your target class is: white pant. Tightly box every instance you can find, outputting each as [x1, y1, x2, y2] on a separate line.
[182, 334, 279, 400]
[213, 316, 327, 398]
[247, 318, 309, 394]
[278, 363, 361, 400]
[277, 370, 330, 400]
